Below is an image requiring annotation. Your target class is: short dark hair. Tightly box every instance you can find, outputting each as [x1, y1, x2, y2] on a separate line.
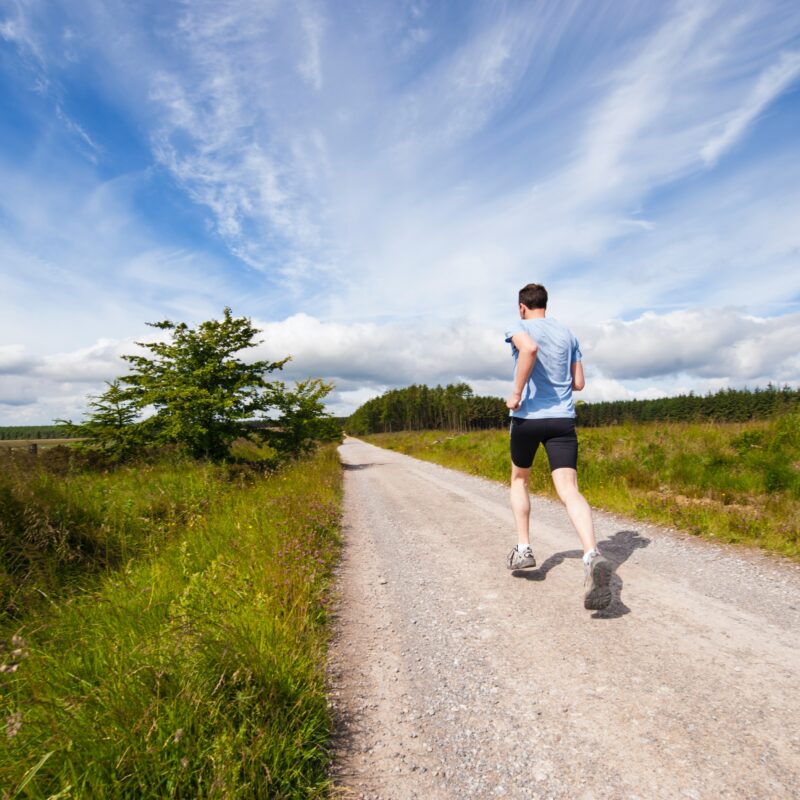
[519, 283, 548, 310]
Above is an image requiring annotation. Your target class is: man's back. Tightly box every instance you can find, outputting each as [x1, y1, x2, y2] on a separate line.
[504, 317, 581, 419]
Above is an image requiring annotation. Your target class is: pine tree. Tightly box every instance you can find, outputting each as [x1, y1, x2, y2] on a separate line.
[58, 380, 144, 461]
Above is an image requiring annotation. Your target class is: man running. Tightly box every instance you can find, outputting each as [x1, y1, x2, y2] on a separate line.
[504, 283, 612, 610]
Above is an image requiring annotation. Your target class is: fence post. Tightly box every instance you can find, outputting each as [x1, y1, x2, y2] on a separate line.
[28, 443, 38, 455]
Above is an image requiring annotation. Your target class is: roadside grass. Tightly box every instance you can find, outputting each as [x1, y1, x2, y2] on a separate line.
[0, 449, 235, 619]
[361, 412, 800, 559]
[0, 446, 341, 798]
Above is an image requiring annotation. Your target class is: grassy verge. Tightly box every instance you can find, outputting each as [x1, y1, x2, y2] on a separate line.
[0, 446, 341, 798]
[361, 412, 799, 559]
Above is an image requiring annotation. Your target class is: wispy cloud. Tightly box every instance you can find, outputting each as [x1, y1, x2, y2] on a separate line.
[702, 50, 800, 166]
[0, 0, 102, 160]
[1, 0, 799, 422]
[144, 5, 332, 275]
[298, 0, 325, 91]
[0, 3, 45, 66]
[55, 103, 101, 162]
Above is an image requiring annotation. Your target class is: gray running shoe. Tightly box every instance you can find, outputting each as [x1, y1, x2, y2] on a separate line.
[583, 552, 613, 610]
[507, 545, 536, 570]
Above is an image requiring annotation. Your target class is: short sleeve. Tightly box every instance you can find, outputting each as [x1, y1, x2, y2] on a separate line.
[572, 335, 582, 363]
[504, 319, 525, 347]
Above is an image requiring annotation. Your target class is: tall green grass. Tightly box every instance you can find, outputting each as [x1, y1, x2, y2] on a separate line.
[0, 450, 238, 620]
[362, 411, 800, 559]
[0, 447, 341, 798]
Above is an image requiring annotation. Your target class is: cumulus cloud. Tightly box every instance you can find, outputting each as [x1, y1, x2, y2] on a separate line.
[251, 313, 508, 386]
[35, 339, 142, 383]
[0, 345, 30, 375]
[580, 309, 800, 382]
[2, 307, 798, 423]
[251, 309, 800, 394]
[0, 377, 39, 407]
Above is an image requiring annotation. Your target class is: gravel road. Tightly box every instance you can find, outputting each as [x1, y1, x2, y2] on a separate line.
[327, 437, 800, 800]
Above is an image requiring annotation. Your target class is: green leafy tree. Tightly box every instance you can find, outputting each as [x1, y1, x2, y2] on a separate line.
[58, 309, 340, 461]
[266, 378, 342, 458]
[120, 308, 290, 460]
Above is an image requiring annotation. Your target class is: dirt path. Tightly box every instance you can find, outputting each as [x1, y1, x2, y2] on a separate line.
[327, 438, 800, 800]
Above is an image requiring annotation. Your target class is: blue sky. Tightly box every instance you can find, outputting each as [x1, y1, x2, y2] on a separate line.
[1, 0, 799, 423]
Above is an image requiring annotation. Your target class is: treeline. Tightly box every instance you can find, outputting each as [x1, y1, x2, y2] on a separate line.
[576, 385, 799, 426]
[0, 425, 75, 440]
[347, 384, 799, 434]
[346, 383, 507, 434]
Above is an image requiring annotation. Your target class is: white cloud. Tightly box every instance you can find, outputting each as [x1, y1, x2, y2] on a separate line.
[0, 345, 29, 374]
[256, 309, 800, 394]
[0, 148, 249, 354]
[325, 385, 384, 417]
[141, 2, 333, 275]
[581, 309, 800, 382]
[35, 339, 139, 383]
[0, 377, 40, 407]
[319, 1, 800, 324]
[252, 313, 508, 385]
[0, 375, 92, 423]
[2, 306, 798, 423]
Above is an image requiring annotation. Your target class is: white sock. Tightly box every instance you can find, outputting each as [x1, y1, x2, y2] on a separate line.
[583, 548, 598, 565]
[517, 543, 530, 552]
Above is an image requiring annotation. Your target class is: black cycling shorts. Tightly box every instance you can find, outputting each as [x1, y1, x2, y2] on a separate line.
[509, 416, 578, 471]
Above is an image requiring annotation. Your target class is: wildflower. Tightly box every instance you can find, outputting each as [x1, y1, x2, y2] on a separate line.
[0, 635, 28, 674]
[6, 711, 21, 738]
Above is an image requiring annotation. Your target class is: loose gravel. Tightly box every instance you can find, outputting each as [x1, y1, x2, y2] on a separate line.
[328, 438, 800, 800]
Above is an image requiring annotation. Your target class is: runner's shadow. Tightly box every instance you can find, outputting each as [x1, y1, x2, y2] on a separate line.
[599, 529, 650, 564]
[512, 549, 582, 582]
[342, 462, 383, 470]
[512, 529, 650, 619]
[591, 529, 650, 619]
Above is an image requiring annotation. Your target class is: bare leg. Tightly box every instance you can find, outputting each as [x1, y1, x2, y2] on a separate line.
[551, 467, 596, 554]
[510, 464, 532, 545]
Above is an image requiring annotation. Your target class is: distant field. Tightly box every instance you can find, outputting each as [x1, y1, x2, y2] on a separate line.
[361, 413, 800, 559]
[0, 438, 86, 449]
[0, 425, 76, 441]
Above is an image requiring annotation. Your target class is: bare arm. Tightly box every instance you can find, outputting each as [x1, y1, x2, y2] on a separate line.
[571, 360, 585, 391]
[506, 332, 538, 410]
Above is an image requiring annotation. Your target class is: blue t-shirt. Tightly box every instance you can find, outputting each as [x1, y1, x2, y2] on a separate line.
[504, 317, 582, 419]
